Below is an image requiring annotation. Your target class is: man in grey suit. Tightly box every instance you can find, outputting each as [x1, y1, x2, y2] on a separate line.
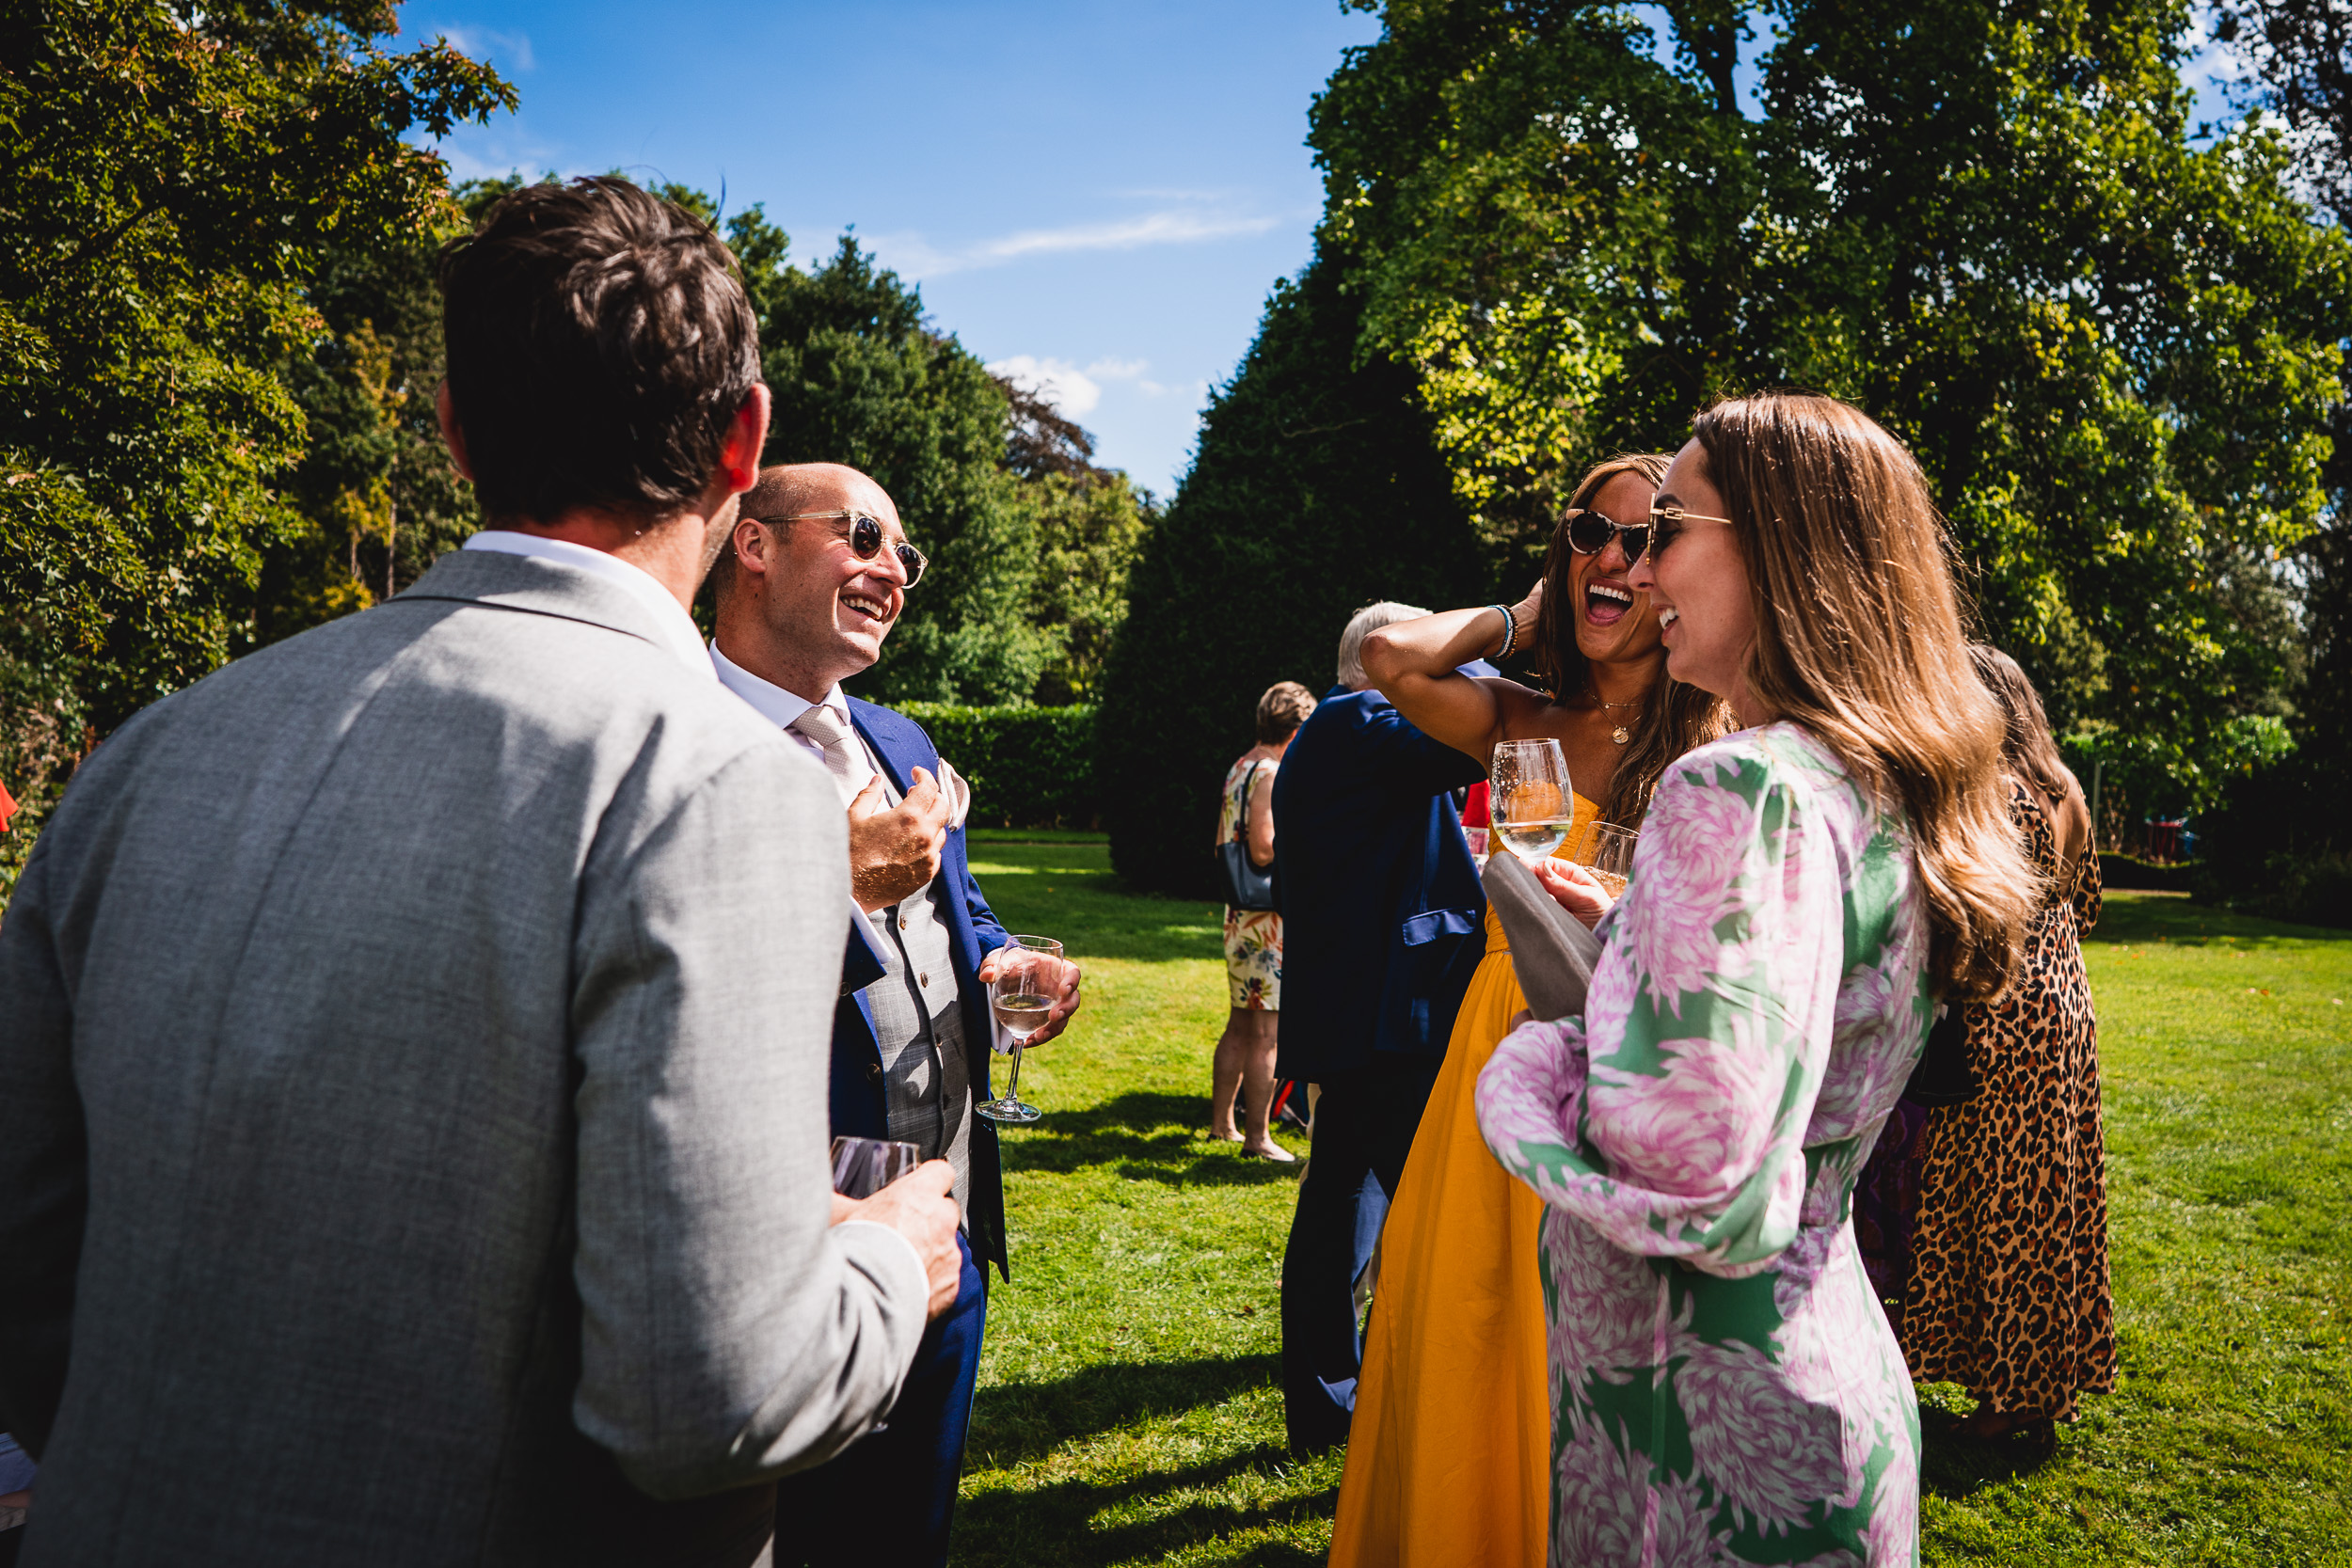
[0, 178, 957, 1567]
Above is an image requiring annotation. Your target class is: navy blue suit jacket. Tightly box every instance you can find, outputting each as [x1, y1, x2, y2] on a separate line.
[1269, 685, 1488, 1083]
[833, 697, 1015, 1282]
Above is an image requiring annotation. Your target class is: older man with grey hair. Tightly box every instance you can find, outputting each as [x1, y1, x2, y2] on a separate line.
[1267, 601, 1497, 1457]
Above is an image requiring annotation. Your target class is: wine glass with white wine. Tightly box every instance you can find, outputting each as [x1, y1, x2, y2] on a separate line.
[1573, 821, 1639, 897]
[977, 934, 1064, 1125]
[1489, 738, 1577, 863]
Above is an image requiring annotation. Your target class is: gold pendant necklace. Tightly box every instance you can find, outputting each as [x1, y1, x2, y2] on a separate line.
[1588, 689, 1640, 747]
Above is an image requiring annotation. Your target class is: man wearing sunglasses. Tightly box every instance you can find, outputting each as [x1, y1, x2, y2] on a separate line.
[707, 462, 1079, 1568]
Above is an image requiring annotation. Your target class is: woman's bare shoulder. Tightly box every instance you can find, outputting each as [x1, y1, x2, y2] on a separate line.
[1490, 678, 1575, 738]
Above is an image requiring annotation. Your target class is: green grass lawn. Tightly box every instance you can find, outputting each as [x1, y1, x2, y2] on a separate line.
[949, 845, 2352, 1566]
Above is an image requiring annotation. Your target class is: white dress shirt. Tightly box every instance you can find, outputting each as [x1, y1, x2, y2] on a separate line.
[707, 642, 877, 784]
[461, 531, 713, 677]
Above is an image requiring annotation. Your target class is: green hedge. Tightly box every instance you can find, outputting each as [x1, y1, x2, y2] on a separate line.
[895, 704, 1096, 830]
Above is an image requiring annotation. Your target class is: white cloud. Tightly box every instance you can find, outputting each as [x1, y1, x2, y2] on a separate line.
[1086, 357, 1149, 381]
[868, 204, 1282, 279]
[422, 123, 565, 185]
[988, 356, 1103, 417]
[430, 24, 534, 71]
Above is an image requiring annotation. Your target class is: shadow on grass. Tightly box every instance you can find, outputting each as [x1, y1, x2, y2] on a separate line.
[965, 844, 1230, 964]
[2089, 893, 2352, 948]
[969, 1351, 1284, 1468]
[1919, 1419, 2059, 1499]
[952, 1444, 1335, 1568]
[999, 1092, 1304, 1188]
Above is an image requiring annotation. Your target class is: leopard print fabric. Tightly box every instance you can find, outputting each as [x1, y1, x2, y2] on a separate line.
[1900, 778, 2116, 1421]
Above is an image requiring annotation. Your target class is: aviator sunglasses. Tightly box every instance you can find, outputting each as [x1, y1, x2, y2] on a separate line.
[770, 508, 929, 586]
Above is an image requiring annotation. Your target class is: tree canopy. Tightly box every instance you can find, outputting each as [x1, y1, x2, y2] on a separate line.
[0, 0, 511, 723]
[0, 0, 511, 885]
[1306, 0, 2348, 800]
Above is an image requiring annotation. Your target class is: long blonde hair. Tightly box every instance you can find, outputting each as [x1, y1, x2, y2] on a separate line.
[1690, 393, 2037, 1002]
[1530, 452, 1732, 827]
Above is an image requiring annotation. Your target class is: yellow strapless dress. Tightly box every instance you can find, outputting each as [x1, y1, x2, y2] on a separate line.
[1327, 801, 1598, 1568]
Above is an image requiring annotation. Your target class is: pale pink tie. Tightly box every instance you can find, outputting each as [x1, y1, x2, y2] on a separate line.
[787, 705, 870, 805]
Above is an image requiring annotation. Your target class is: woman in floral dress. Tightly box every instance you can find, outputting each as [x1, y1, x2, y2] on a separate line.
[1210, 681, 1317, 1159]
[1477, 393, 2040, 1566]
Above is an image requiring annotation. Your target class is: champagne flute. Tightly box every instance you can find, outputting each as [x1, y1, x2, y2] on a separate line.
[1490, 738, 1577, 863]
[977, 934, 1063, 1125]
[1573, 822, 1639, 898]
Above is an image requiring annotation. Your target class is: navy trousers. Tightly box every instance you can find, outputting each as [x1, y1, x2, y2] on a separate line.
[1279, 1057, 1439, 1457]
[771, 1229, 987, 1567]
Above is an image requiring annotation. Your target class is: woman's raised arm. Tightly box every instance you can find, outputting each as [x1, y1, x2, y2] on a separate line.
[1360, 584, 1544, 765]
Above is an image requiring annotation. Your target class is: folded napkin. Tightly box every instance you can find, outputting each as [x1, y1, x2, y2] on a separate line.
[1482, 850, 1604, 1022]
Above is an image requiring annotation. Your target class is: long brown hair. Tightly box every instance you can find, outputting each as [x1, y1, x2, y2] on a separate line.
[1690, 393, 2038, 1003]
[1967, 645, 2074, 805]
[1531, 452, 1732, 827]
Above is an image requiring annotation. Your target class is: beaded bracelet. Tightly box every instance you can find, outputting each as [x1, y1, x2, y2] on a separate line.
[1487, 602, 1517, 657]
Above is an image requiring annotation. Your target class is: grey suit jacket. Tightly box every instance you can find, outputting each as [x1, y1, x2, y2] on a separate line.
[0, 549, 930, 1566]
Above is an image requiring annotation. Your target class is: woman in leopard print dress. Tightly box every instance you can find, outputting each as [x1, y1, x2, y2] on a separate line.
[1899, 648, 2115, 1440]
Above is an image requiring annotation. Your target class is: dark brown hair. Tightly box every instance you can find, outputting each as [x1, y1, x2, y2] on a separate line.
[1255, 681, 1317, 744]
[1968, 645, 2075, 805]
[438, 177, 761, 525]
[1690, 392, 2038, 1002]
[1530, 452, 1732, 827]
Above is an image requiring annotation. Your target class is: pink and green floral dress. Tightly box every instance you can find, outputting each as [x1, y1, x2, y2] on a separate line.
[1477, 724, 1931, 1567]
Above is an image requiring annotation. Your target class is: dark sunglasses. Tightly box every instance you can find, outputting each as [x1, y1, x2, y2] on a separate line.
[1562, 507, 1648, 562]
[771, 508, 928, 586]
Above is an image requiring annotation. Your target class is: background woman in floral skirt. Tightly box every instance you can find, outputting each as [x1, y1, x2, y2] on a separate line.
[1209, 680, 1316, 1161]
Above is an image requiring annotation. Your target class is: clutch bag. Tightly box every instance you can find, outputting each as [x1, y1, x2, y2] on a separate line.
[1482, 850, 1603, 1022]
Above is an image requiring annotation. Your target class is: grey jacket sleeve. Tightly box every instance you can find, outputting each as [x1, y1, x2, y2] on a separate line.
[567, 741, 929, 1499]
[0, 835, 85, 1455]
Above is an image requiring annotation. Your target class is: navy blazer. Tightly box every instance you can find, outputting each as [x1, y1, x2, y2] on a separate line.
[832, 697, 1015, 1282]
[1269, 685, 1488, 1083]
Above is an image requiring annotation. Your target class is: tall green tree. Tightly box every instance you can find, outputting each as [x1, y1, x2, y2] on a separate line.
[999, 376, 1156, 705]
[1097, 252, 1495, 895]
[1309, 0, 2349, 797]
[2183, 0, 2352, 919]
[257, 177, 501, 643]
[0, 0, 510, 888]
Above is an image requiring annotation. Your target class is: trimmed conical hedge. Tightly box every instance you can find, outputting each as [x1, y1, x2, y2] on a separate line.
[1097, 252, 1494, 896]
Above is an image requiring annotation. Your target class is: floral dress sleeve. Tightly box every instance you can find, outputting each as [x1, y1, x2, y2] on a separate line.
[1475, 739, 1851, 1278]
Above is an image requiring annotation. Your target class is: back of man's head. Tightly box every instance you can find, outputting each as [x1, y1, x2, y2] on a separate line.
[438, 177, 761, 526]
[1336, 601, 1429, 691]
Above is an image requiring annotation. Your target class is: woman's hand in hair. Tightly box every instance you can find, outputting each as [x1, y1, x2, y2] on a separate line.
[1513, 577, 1545, 632]
[1531, 856, 1614, 930]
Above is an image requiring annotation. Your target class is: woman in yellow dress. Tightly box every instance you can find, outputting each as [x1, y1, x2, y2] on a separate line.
[1335, 453, 1728, 1567]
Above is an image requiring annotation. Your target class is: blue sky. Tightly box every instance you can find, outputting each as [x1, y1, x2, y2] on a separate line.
[406, 3, 2241, 497]
[407, 0, 1386, 497]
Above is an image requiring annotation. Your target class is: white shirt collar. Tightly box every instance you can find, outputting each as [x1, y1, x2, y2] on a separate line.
[708, 641, 851, 737]
[461, 531, 713, 678]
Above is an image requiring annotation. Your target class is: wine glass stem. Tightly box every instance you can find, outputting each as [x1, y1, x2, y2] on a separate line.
[1001, 1040, 1025, 1102]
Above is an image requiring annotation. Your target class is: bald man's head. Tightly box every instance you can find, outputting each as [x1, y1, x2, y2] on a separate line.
[710, 463, 876, 601]
[709, 462, 917, 700]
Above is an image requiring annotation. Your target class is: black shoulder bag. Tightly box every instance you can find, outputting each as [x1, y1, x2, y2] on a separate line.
[1216, 763, 1278, 911]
